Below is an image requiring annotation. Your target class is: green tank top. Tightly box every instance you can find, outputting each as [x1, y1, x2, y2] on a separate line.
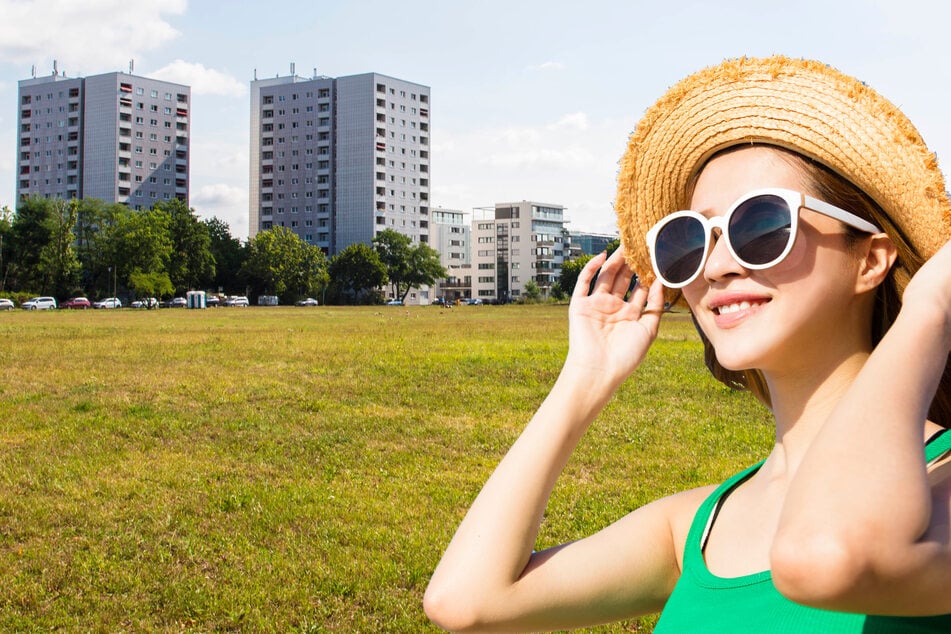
[653, 431, 951, 633]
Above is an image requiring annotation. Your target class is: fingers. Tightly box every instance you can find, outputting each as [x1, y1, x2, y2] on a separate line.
[572, 250, 608, 300]
[633, 278, 666, 334]
[593, 246, 637, 296]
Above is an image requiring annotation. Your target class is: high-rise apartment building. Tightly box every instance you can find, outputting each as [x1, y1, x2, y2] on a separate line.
[250, 69, 430, 254]
[16, 68, 190, 207]
[471, 201, 569, 302]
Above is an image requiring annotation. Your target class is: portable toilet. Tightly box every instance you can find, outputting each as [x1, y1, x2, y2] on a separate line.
[186, 290, 206, 309]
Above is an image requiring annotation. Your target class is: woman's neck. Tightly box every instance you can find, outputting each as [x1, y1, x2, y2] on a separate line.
[761, 349, 872, 476]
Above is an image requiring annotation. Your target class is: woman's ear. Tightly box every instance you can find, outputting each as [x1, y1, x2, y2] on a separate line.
[855, 233, 898, 293]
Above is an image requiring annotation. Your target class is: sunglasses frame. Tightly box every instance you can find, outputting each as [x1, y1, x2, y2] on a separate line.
[645, 187, 882, 289]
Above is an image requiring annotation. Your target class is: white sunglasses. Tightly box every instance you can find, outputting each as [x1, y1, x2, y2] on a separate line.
[646, 187, 882, 288]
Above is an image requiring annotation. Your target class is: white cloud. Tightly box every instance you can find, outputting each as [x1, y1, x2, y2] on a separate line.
[0, 0, 186, 72]
[549, 112, 589, 132]
[432, 113, 630, 233]
[150, 60, 246, 97]
[525, 61, 566, 72]
[191, 184, 248, 240]
[192, 140, 247, 171]
[478, 113, 595, 170]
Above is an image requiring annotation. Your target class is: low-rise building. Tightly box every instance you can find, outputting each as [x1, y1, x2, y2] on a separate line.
[470, 201, 569, 302]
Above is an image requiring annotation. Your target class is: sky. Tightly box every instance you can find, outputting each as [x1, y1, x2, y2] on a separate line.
[2, 0, 951, 240]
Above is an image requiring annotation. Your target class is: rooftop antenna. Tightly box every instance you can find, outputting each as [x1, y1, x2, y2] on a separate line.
[253, 68, 257, 80]
[313, 67, 317, 79]
[31, 64, 36, 78]
[129, 59, 134, 74]
[52, 59, 58, 76]
[290, 62, 295, 76]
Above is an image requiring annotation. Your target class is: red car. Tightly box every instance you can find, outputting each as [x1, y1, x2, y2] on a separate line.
[61, 297, 91, 309]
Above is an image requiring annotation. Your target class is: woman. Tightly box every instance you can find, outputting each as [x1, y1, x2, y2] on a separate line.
[424, 56, 951, 632]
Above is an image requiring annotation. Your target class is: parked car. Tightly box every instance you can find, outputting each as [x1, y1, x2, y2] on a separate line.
[224, 296, 249, 307]
[61, 297, 91, 309]
[296, 297, 319, 306]
[22, 296, 57, 310]
[93, 297, 122, 309]
[131, 297, 158, 309]
[169, 297, 187, 308]
[465, 298, 483, 305]
[385, 299, 403, 306]
[0, 298, 15, 310]
[205, 295, 220, 307]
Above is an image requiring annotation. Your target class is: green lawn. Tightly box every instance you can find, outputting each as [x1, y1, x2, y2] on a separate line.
[0, 305, 773, 632]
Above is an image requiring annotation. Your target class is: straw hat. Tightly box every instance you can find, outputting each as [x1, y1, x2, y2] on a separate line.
[615, 55, 951, 286]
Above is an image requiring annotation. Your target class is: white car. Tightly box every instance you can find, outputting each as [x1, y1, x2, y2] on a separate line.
[93, 297, 122, 309]
[0, 298, 15, 310]
[224, 296, 249, 307]
[22, 296, 57, 310]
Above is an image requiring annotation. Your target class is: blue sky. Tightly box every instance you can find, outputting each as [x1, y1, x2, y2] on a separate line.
[2, 0, 951, 240]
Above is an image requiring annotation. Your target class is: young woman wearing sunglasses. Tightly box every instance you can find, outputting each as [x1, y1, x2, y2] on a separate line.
[425, 57, 951, 632]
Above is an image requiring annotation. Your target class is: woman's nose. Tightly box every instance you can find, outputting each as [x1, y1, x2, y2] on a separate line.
[702, 230, 747, 282]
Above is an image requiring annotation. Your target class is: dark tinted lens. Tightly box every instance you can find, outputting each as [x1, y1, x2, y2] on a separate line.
[654, 215, 707, 284]
[728, 195, 793, 265]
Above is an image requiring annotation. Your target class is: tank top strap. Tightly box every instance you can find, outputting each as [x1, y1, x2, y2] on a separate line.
[684, 431, 950, 570]
[926, 428, 951, 464]
[684, 460, 763, 570]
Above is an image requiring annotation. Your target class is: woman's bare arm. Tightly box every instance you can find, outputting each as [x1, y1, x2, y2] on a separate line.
[772, 238, 951, 615]
[425, 249, 689, 631]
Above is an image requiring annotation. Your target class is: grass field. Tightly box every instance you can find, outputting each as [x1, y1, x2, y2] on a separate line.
[0, 304, 774, 632]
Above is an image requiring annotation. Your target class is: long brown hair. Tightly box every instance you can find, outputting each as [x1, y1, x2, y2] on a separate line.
[689, 145, 951, 428]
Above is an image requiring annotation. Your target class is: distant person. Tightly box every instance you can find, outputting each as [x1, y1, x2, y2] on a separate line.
[425, 56, 951, 631]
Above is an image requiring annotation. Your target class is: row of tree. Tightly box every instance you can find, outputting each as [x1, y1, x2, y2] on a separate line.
[0, 197, 446, 305]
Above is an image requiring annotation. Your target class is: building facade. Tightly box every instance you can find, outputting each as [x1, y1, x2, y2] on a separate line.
[250, 69, 430, 255]
[570, 230, 618, 256]
[430, 207, 471, 301]
[17, 68, 190, 207]
[470, 201, 569, 302]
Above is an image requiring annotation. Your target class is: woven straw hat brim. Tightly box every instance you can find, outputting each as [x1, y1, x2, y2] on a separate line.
[615, 56, 951, 285]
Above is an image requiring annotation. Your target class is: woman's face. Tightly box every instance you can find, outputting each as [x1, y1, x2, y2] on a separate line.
[681, 147, 871, 376]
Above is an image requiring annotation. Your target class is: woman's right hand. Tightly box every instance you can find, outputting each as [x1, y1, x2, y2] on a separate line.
[565, 245, 665, 388]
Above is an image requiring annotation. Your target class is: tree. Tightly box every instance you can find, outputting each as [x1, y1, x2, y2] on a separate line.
[328, 242, 387, 305]
[42, 199, 81, 298]
[101, 206, 173, 298]
[0, 205, 15, 293]
[240, 226, 328, 304]
[74, 198, 123, 297]
[6, 196, 80, 296]
[404, 242, 447, 303]
[204, 217, 246, 294]
[523, 279, 542, 302]
[372, 229, 412, 299]
[8, 196, 54, 292]
[128, 269, 174, 303]
[157, 199, 215, 294]
[372, 229, 447, 302]
[558, 254, 594, 299]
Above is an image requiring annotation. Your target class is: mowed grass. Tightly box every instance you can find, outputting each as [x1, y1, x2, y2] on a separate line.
[0, 305, 774, 632]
